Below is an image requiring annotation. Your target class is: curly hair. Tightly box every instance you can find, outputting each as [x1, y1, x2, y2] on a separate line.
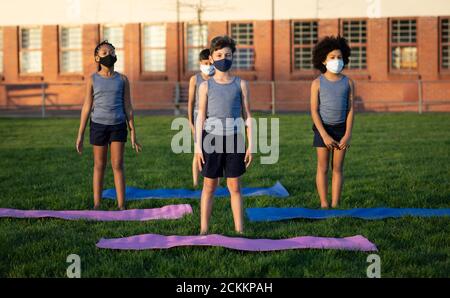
[94, 40, 115, 71]
[210, 35, 236, 55]
[312, 36, 351, 73]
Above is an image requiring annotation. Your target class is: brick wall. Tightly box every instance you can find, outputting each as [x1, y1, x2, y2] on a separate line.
[0, 17, 449, 112]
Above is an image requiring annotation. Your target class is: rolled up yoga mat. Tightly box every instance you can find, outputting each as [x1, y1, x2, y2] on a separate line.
[102, 181, 289, 200]
[0, 204, 192, 221]
[246, 207, 450, 222]
[96, 233, 377, 252]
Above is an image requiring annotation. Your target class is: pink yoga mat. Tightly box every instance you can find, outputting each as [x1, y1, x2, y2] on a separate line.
[96, 234, 377, 252]
[0, 204, 193, 221]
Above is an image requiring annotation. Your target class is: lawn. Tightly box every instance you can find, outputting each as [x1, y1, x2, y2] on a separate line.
[0, 113, 449, 277]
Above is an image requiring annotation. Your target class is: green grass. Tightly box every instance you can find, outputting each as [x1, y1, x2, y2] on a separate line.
[0, 113, 449, 277]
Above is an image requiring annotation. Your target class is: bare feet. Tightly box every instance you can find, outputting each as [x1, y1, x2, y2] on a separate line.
[199, 230, 208, 236]
[94, 204, 101, 210]
[321, 202, 329, 209]
[118, 206, 126, 211]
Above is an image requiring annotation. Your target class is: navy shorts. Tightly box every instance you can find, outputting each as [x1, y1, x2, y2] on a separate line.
[200, 130, 246, 178]
[90, 120, 128, 146]
[312, 122, 346, 147]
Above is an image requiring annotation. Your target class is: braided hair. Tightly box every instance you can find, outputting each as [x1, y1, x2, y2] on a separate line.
[94, 40, 115, 71]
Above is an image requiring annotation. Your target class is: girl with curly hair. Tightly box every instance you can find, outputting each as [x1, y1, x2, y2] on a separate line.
[310, 36, 355, 208]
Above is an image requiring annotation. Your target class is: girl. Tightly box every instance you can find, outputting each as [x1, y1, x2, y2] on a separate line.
[188, 48, 214, 187]
[76, 40, 142, 210]
[196, 35, 253, 235]
[310, 36, 355, 209]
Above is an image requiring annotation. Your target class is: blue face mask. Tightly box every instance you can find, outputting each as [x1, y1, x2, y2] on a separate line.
[213, 58, 233, 72]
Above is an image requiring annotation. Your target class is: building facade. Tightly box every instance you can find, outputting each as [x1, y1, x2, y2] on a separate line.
[0, 0, 449, 112]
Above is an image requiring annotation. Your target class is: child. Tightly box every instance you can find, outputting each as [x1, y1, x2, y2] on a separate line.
[195, 35, 253, 235]
[310, 36, 354, 209]
[76, 40, 142, 210]
[188, 48, 215, 187]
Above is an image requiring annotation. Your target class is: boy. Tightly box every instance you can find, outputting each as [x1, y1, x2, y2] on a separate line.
[195, 35, 253, 235]
[188, 49, 215, 187]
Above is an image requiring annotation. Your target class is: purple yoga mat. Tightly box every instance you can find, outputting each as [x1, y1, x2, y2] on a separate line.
[0, 204, 193, 221]
[96, 234, 377, 252]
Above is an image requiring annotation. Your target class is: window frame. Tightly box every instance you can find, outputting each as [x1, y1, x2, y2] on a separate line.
[229, 21, 256, 72]
[19, 25, 43, 75]
[439, 16, 450, 73]
[290, 19, 318, 76]
[100, 23, 125, 73]
[0, 27, 4, 76]
[340, 18, 368, 71]
[184, 22, 209, 75]
[58, 25, 83, 75]
[389, 17, 418, 73]
[140, 23, 167, 75]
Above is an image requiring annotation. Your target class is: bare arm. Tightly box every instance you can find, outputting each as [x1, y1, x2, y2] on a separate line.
[122, 75, 134, 130]
[78, 75, 93, 136]
[122, 74, 142, 153]
[338, 78, 355, 149]
[240, 80, 253, 148]
[240, 79, 253, 167]
[76, 75, 93, 154]
[195, 81, 208, 149]
[310, 78, 327, 138]
[344, 79, 355, 136]
[195, 81, 208, 170]
[187, 75, 197, 126]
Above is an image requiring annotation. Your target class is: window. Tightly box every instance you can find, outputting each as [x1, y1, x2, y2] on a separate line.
[441, 18, 450, 70]
[342, 20, 367, 69]
[186, 23, 208, 71]
[390, 19, 417, 70]
[0, 28, 3, 74]
[20, 26, 42, 74]
[60, 26, 82, 73]
[292, 21, 318, 70]
[230, 23, 254, 70]
[142, 24, 166, 72]
[102, 24, 125, 72]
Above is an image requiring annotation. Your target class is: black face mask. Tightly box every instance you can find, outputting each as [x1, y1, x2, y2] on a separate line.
[213, 58, 233, 72]
[99, 54, 117, 68]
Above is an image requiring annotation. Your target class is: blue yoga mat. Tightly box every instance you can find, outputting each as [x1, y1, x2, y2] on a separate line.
[246, 207, 450, 222]
[103, 181, 289, 200]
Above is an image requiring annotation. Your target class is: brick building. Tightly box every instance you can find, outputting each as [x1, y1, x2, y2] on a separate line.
[0, 0, 449, 112]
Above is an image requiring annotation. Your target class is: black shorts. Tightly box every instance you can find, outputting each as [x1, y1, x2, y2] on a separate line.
[312, 122, 346, 147]
[90, 120, 128, 146]
[200, 130, 246, 179]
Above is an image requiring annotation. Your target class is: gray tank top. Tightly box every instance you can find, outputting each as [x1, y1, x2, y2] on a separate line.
[194, 73, 207, 112]
[91, 72, 126, 125]
[193, 73, 207, 125]
[204, 76, 243, 135]
[318, 74, 350, 125]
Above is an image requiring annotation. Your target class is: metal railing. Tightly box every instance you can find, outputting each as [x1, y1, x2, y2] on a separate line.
[1, 82, 85, 118]
[1, 80, 449, 118]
